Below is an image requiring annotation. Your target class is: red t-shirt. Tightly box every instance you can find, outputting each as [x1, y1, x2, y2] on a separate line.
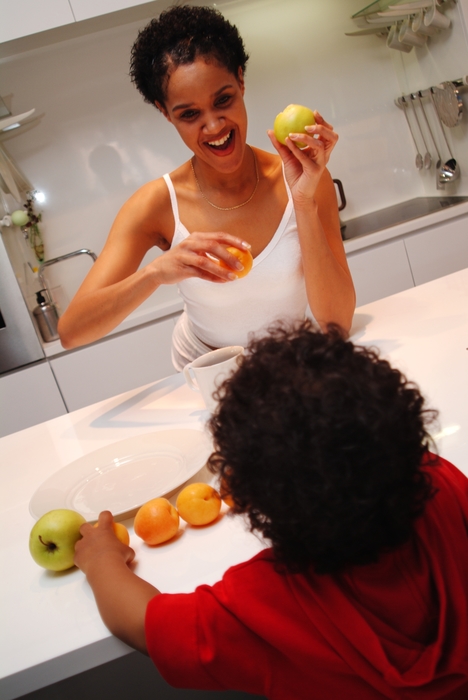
[146, 455, 468, 699]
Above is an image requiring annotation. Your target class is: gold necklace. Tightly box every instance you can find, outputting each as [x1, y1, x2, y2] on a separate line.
[191, 147, 259, 211]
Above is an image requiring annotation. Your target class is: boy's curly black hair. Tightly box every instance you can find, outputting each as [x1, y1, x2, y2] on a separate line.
[208, 321, 438, 575]
[129, 5, 249, 110]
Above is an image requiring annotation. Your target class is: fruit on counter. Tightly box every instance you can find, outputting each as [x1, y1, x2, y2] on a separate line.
[11, 209, 30, 227]
[273, 104, 316, 147]
[29, 509, 86, 572]
[219, 479, 235, 509]
[176, 482, 222, 526]
[217, 247, 253, 279]
[134, 497, 180, 545]
[221, 493, 235, 508]
[93, 520, 130, 546]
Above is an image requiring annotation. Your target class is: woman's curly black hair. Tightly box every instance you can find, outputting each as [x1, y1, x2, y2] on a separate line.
[129, 5, 249, 110]
[208, 321, 438, 575]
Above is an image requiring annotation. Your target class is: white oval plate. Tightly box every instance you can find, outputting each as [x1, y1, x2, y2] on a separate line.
[29, 429, 212, 521]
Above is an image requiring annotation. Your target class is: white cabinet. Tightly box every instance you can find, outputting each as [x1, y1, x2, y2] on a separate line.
[0, 362, 67, 438]
[50, 315, 177, 412]
[1, 0, 155, 43]
[69, 0, 147, 22]
[346, 238, 415, 307]
[0, 0, 75, 44]
[403, 214, 468, 286]
[346, 211, 468, 307]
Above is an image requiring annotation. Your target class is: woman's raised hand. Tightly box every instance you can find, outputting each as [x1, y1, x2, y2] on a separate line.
[267, 111, 338, 206]
[151, 231, 251, 285]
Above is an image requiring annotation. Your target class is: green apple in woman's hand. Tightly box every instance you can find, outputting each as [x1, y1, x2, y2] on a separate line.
[273, 104, 315, 148]
[29, 509, 86, 571]
[11, 209, 30, 227]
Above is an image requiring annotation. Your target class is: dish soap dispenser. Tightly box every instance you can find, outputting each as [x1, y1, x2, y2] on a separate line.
[33, 290, 59, 342]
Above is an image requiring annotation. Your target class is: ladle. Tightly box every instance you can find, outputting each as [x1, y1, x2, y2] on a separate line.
[400, 97, 423, 169]
[410, 94, 432, 169]
[429, 88, 461, 184]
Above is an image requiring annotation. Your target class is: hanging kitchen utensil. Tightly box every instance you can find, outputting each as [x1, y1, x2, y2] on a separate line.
[416, 92, 441, 168]
[432, 81, 463, 127]
[399, 97, 423, 169]
[410, 94, 432, 169]
[429, 89, 460, 183]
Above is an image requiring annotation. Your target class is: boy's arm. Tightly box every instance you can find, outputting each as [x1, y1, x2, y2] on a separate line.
[74, 511, 159, 654]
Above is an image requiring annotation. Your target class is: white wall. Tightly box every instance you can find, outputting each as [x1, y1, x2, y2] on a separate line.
[0, 0, 467, 312]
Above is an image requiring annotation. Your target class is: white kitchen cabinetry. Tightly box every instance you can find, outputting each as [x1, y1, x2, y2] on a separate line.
[403, 214, 468, 286]
[0, 362, 67, 438]
[346, 238, 415, 307]
[69, 0, 148, 22]
[49, 315, 177, 412]
[0, 0, 75, 44]
[0, 0, 155, 43]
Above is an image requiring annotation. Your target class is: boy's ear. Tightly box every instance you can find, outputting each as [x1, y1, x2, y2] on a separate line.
[237, 67, 245, 95]
[155, 102, 171, 122]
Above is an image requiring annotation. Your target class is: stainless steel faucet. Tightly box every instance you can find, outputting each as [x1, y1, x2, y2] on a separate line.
[38, 248, 97, 304]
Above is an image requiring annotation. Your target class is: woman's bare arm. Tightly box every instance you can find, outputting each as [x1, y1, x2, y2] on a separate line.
[58, 178, 251, 349]
[268, 114, 355, 334]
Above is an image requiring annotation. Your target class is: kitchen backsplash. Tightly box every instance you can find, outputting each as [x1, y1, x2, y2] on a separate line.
[0, 0, 467, 313]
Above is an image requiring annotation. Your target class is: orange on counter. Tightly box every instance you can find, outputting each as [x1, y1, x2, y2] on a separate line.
[217, 247, 253, 279]
[176, 483, 222, 526]
[93, 520, 130, 546]
[221, 493, 235, 508]
[134, 497, 179, 545]
[219, 478, 235, 508]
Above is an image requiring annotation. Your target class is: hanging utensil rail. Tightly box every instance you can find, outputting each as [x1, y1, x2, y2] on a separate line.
[395, 76, 468, 106]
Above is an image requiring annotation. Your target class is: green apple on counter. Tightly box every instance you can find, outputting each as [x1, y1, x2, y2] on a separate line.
[29, 509, 86, 572]
[273, 104, 316, 148]
[11, 209, 30, 227]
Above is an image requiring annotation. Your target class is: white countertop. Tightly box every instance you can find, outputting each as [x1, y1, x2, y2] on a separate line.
[1, 267, 467, 699]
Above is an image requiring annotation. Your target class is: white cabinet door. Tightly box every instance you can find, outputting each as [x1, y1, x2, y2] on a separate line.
[0, 362, 67, 438]
[50, 316, 176, 412]
[404, 214, 468, 286]
[347, 238, 415, 307]
[70, 0, 146, 22]
[0, 0, 75, 43]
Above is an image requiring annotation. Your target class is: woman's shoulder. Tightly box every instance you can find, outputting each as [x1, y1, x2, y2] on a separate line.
[252, 148, 285, 199]
[113, 175, 177, 246]
[121, 175, 166, 209]
[253, 146, 282, 174]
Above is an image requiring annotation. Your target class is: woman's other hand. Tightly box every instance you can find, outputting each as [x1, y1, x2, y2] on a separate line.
[152, 231, 252, 284]
[267, 111, 338, 206]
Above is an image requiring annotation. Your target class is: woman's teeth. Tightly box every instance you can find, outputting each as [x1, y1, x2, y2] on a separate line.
[208, 131, 232, 148]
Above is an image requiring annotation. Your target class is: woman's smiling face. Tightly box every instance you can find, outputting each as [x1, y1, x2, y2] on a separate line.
[159, 58, 248, 173]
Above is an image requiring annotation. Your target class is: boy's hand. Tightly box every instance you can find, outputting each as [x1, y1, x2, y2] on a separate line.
[74, 510, 157, 654]
[74, 510, 135, 575]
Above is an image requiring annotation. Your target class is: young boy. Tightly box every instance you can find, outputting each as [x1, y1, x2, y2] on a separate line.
[74, 321, 468, 699]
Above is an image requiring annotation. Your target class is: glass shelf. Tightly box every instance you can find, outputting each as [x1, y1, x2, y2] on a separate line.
[352, 0, 395, 18]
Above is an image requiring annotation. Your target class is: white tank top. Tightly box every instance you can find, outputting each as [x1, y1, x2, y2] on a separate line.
[164, 172, 308, 349]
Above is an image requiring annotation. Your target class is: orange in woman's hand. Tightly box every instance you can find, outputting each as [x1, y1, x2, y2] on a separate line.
[217, 247, 253, 279]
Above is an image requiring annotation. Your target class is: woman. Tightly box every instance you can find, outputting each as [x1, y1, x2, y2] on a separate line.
[58, 5, 355, 370]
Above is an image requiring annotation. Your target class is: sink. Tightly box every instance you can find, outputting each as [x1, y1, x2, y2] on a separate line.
[340, 196, 468, 241]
